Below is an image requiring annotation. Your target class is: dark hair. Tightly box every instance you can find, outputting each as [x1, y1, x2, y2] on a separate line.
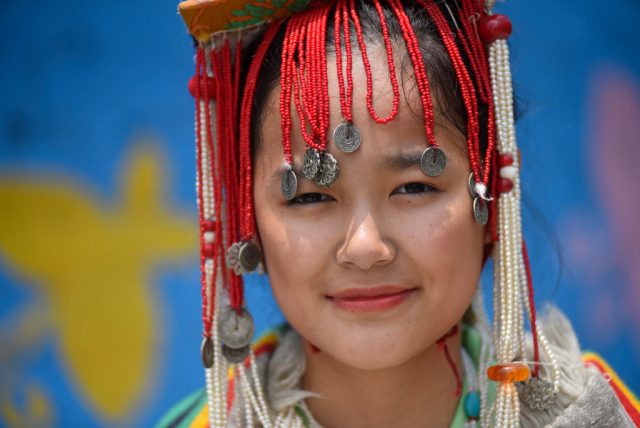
[241, 0, 489, 159]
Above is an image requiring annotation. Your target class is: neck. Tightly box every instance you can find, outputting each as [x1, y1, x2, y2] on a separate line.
[302, 331, 463, 428]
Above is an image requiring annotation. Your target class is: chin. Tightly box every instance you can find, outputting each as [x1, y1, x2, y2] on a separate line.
[313, 322, 430, 371]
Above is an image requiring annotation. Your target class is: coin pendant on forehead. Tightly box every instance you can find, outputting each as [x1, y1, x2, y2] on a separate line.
[303, 147, 321, 180]
[201, 338, 214, 368]
[333, 122, 361, 153]
[280, 168, 298, 201]
[519, 378, 557, 411]
[218, 308, 255, 349]
[315, 152, 340, 187]
[420, 146, 447, 177]
[473, 197, 489, 226]
[239, 241, 261, 273]
[468, 172, 477, 198]
[222, 344, 251, 364]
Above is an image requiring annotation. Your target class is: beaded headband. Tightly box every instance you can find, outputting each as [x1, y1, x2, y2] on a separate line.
[179, 1, 559, 426]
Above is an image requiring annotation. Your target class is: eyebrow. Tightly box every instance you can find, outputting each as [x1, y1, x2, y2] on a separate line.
[272, 164, 303, 180]
[271, 150, 428, 180]
[377, 151, 424, 171]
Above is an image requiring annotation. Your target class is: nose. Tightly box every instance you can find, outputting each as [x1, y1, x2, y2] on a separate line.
[336, 212, 396, 270]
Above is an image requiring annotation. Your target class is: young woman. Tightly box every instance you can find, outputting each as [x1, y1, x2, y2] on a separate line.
[159, 0, 640, 426]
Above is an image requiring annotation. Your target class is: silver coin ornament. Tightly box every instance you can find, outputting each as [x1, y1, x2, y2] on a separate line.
[333, 122, 361, 153]
[473, 197, 489, 226]
[201, 337, 214, 368]
[281, 168, 298, 201]
[519, 377, 557, 411]
[225, 242, 242, 274]
[238, 241, 261, 273]
[222, 344, 251, 364]
[468, 172, 477, 198]
[303, 147, 321, 180]
[420, 146, 447, 177]
[218, 307, 255, 349]
[314, 152, 340, 187]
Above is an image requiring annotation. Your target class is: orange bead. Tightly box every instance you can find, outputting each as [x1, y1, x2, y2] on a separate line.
[487, 363, 531, 383]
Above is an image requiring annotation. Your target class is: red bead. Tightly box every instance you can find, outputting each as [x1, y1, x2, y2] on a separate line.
[478, 14, 512, 44]
[203, 220, 215, 232]
[498, 154, 514, 167]
[188, 76, 217, 98]
[497, 178, 513, 193]
[203, 243, 215, 258]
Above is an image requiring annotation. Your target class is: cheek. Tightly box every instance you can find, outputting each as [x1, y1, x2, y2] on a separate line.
[254, 204, 334, 317]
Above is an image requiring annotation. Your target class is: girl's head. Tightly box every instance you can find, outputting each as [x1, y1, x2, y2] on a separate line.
[183, 0, 535, 423]
[246, 0, 490, 369]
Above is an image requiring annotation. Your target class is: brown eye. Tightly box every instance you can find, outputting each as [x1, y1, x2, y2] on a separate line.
[288, 193, 334, 205]
[393, 183, 437, 195]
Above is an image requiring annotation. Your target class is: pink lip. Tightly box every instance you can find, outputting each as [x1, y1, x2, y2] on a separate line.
[327, 286, 417, 313]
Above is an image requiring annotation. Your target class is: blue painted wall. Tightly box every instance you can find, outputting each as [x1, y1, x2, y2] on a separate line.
[0, 1, 638, 426]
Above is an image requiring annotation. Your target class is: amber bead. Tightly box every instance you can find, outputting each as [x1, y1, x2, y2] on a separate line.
[487, 363, 530, 383]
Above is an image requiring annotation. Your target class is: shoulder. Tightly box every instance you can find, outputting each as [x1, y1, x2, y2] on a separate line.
[155, 325, 287, 428]
[520, 307, 640, 428]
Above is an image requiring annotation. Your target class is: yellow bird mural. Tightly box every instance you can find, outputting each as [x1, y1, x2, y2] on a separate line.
[0, 140, 197, 426]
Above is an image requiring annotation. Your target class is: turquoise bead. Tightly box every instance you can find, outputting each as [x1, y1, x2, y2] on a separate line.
[464, 390, 481, 418]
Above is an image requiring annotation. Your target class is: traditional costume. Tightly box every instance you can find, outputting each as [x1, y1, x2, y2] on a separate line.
[159, 1, 640, 426]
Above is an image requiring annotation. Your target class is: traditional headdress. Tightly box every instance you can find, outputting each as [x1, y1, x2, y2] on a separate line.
[178, 0, 559, 426]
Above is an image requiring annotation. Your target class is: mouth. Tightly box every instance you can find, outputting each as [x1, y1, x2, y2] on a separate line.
[326, 286, 418, 313]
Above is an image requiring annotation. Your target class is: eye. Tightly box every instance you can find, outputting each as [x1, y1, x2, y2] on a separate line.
[288, 193, 334, 205]
[392, 182, 437, 195]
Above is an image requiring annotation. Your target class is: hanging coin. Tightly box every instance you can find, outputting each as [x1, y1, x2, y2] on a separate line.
[420, 146, 447, 177]
[281, 168, 298, 201]
[239, 241, 261, 272]
[519, 377, 557, 411]
[468, 172, 477, 198]
[222, 344, 251, 364]
[333, 122, 361, 153]
[201, 337, 214, 369]
[473, 197, 488, 226]
[302, 147, 321, 180]
[225, 242, 242, 272]
[315, 152, 340, 187]
[218, 307, 255, 349]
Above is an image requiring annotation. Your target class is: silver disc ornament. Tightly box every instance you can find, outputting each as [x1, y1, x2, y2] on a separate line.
[222, 344, 251, 364]
[281, 168, 298, 201]
[225, 242, 242, 274]
[201, 337, 214, 368]
[302, 147, 321, 180]
[473, 197, 489, 226]
[519, 377, 557, 411]
[420, 146, 447, 177]
[314, 152, 340, 187]
[468, 172, 477, 198]
[333, 122, 361, 153]
[239, 241, 261, 272]
[218, 307, 255, 349]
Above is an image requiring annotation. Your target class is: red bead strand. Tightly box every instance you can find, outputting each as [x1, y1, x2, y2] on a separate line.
[437, 325, 463, 397]
[239, 22, 283, 241]
[349, 0, 400, 124]
[387, 0, 438, 149]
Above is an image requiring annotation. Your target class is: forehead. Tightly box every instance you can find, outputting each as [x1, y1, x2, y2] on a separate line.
[255, 42, 467, 172]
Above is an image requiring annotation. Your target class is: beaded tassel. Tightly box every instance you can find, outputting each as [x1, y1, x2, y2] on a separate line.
[484, 10, 557, 425]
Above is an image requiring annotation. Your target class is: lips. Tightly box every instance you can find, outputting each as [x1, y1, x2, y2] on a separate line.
[326, 286, 417, 313]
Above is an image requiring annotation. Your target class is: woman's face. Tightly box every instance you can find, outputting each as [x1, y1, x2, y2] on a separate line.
[253, 46, 486, 370]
